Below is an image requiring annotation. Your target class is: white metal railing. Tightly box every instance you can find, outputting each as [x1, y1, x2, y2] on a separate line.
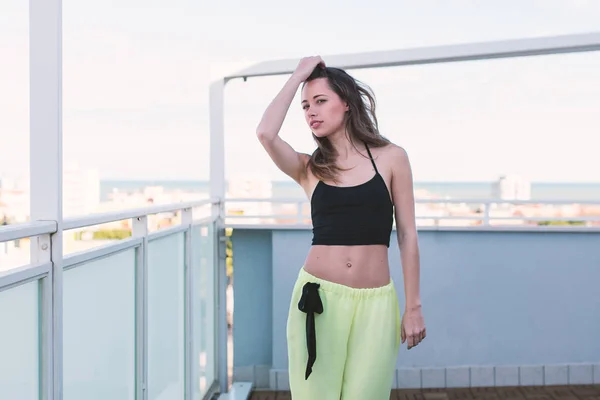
[0, 198, 226, 400]
[0, 221, 57, 243]
[224, 197, 600, 228]
[1, 194, 597, 400]
[62, 198, 218, 231]
[2, 194, 595, 398]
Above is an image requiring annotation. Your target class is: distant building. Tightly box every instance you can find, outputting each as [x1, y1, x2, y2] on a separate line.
[0, 164, 100, 222]
[493, 175, 531, 201]
[226, 177, 274, 224]
[63, 162, 101, 217]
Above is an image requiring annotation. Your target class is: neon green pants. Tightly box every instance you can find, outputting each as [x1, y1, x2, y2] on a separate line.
[286, 267, 401, 399]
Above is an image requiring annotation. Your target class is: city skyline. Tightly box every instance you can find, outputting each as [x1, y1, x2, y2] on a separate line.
[1, 1, 600, 183]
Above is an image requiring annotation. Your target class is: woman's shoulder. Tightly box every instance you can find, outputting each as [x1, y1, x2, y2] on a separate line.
[371, 141, 412, 181]
[374, 140, 410, 161]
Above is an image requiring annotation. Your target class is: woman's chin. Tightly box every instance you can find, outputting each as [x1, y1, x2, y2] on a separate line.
[312, 129, 332, 138]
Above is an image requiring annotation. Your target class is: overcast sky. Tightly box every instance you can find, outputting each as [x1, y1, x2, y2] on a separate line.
[1, 0, 599, 183]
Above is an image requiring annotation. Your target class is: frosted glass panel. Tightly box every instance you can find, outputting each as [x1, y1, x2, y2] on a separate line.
[0, 280, 40, 400]
[192, 223, 216, 399]
[63, 249, 136, 400]
[148, 233, 185, 400]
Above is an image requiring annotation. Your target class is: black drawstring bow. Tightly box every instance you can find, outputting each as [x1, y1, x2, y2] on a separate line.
[297, 282, 323, 380]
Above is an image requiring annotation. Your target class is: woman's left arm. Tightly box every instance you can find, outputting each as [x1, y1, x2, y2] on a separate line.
[389, 145, 426, 350]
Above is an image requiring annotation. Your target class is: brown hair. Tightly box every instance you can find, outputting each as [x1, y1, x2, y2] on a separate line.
[303, 66, 390, 182]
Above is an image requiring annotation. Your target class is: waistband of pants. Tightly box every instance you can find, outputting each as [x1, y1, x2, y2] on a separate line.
[297, 266, 395, 299]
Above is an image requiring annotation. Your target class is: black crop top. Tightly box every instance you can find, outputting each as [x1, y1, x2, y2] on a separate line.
[310, 143, 394, 247]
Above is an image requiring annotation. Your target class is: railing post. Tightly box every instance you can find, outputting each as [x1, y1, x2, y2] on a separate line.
[483, 203, 491, 226]
[29, 0, 63, 398]
[35, 233, 54, 400]
[182, 208, 193, 400]
[133, 216, 148, 400]
[210, 78, 229, 394]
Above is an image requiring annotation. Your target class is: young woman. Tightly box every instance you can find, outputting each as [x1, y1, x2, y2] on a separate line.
[256, 56, 426, 399]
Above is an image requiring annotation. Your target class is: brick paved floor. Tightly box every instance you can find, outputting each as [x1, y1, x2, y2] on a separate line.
[249, 385, 600, 400]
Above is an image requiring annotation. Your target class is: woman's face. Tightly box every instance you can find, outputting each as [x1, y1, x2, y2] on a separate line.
[301, 77, 348, 138]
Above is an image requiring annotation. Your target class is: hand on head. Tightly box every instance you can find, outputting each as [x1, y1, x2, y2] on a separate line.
[293, 56, 326, 82]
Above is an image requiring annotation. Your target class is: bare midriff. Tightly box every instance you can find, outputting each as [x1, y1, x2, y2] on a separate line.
[303, 244, 391, 289]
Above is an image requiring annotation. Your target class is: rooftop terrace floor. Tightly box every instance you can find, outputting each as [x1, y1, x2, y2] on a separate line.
[250, 384, 600, 400]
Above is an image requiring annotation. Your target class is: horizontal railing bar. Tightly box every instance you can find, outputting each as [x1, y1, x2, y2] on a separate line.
[413, 216, 600, 221]
[225, 197, 600, 205]
[225, 214, 310, 219]
[224, 214, 600, 222]
[226, 197, 309, 203]
[227, 31, 600, 79]
[147, 225, 189, 242]
[225, 223, 600, 233]
[0, 262, 52, 292]
[0, 221, 57, 242]
[418, 199, 600, 205]
[224, 196, 600, 228]
[63, 198, 219, 230]
[225, 223, 312, 230]
[63, 237, 143, 271]
[481, 216, 599, 222]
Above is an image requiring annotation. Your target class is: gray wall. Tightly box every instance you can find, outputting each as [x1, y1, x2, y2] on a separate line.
[231, 227, 600, 389]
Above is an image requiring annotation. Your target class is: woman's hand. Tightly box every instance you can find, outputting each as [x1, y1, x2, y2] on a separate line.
[401, 305, 426, 349]
[291, 56, 325, 82]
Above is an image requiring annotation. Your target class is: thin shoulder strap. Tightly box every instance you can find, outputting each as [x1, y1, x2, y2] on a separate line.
[364, 142, 379, 174]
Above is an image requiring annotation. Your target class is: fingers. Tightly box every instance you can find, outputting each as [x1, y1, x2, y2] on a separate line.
[401, 324, 406, 343]
[409, 332, 418, 349]
[401, 314, 426, 349]
[407, 328, 426, 350]
[408, 334, 418, 349]
[300, 55, 323, 64]
[293, 56, 326, 81]
[309, 56, 325, 69]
